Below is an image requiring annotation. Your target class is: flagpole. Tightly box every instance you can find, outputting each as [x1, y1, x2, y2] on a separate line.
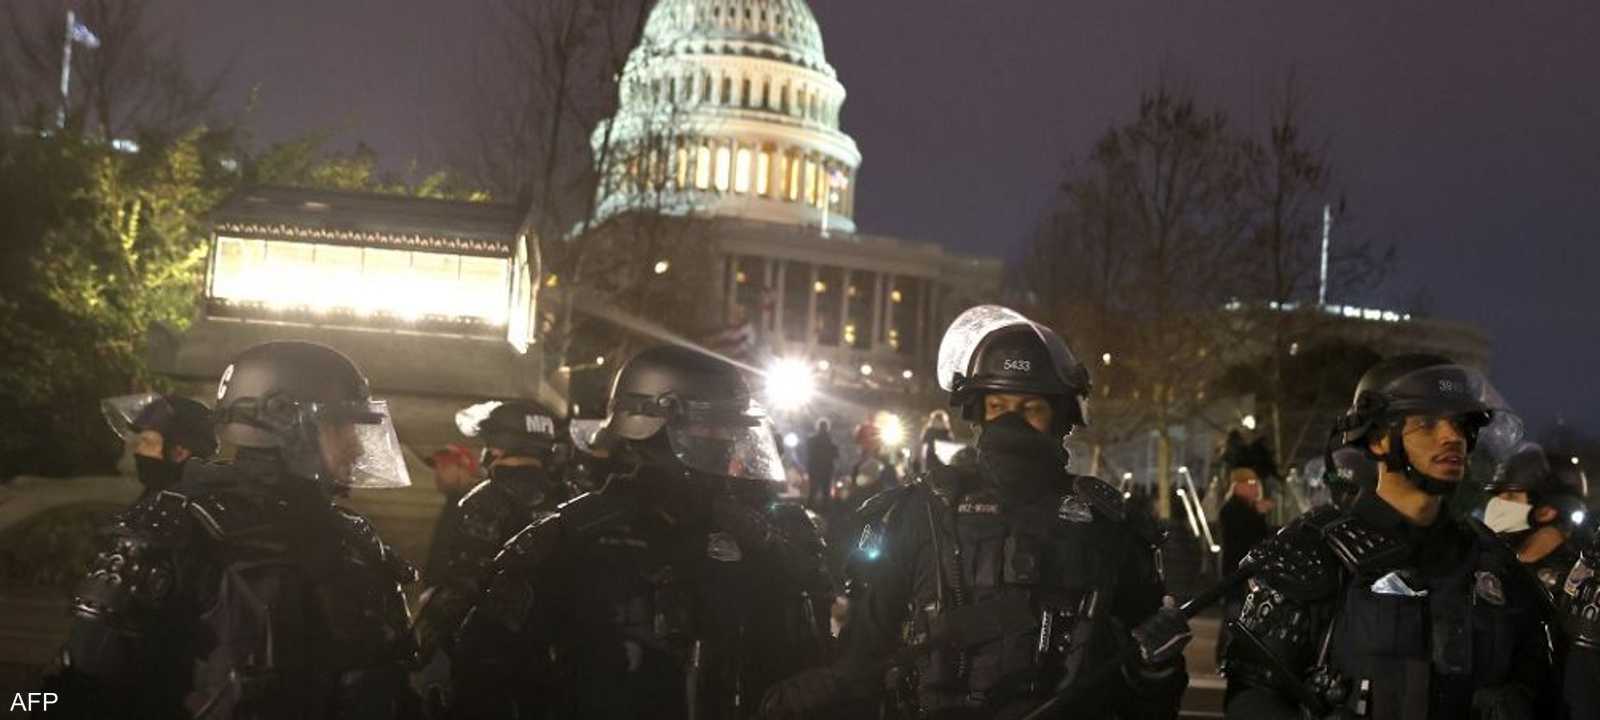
[58, 9, 75, 129]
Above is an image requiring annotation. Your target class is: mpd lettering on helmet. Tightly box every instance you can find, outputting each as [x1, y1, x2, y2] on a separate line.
[1003, 359, 1032, 373]
[525, 414, 555, 436]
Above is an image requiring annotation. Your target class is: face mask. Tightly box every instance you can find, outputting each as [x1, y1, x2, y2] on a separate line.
[977, 412, 1063, 460]
[1483, 496, 1533, 534]
[135, 454, 185, 491]
[976, 412, 1068, 503]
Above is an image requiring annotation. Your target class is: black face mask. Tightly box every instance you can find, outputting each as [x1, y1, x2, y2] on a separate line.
[976, 412, 1069, 503]
[135, 454, 185, 492]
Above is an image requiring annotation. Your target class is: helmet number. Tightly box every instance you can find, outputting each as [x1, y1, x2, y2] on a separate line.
[1004, 359, 1032, 373]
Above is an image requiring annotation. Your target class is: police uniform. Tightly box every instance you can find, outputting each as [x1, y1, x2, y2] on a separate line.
[819, 463, 1183, 718]
[1222, 492, 1557, 718]
[448, 345, 833, 719]
[1559, 531, 1600, 718]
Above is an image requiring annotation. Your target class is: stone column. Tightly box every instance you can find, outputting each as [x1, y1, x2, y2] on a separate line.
[806, 264, 819, 349]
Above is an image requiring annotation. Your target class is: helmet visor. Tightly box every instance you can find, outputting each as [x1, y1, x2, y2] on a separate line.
[314, 399, 411, 489]
[664, 410, 786, 483]
[101, 393, 160, 441]
[1380, 365, 1523, 462]
[569, 418, 605, 454]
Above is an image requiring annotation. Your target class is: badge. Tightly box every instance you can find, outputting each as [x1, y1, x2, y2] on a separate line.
[1057, 495, 1093, 523]
[706, 531, 742, 562]
[1474, 570, 1505, 606]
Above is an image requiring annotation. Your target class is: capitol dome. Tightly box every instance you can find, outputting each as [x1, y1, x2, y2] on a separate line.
[591, 0, 861, 233]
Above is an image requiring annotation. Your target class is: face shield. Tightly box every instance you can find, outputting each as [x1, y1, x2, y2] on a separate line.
[101, 393, 162, 442]
[1378, 364, 1524, 464]
[569, 418, 605, 454]
[455, 400, 500, 438]
[662, 402, 787, 484]
[311, 399, 411, 489]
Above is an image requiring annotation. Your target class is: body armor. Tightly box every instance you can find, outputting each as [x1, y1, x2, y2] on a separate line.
[841, 465, 1178, 719]
[1224, 495, 1558, 719]
[452, 477, 832, 719]
[54, 454, 418, 719]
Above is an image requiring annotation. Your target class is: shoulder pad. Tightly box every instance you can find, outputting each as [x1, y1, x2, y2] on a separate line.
[857, 483, 919, 526]
[106, 490, 194, 547]
[551, 489, 636, 535]
[494, 512, 565, 571]
[330, 505, 417, 584]
[1240, 515, 1342, 601]
[458, 480, 517, 541]
[920, 465, 969, 508]
[186, 489, 278, 545]
[1314, 510, 1408, 573]
[1072, 475, 1125, 523]
[767, 501, 825, 546]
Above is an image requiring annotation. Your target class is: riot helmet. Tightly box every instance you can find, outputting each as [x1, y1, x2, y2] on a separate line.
[455, 399, 568, 466]
[102, 393, 218, 460]
[1331, 353, 1520, 495]
[1303, 446, 1376, 510]
[214, 341, 410, 489]
[594, 344, 784, 484]
[936, 305, 1091, 436]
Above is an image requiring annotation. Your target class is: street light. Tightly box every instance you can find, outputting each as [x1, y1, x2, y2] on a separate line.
[653, 260, 670, 275]
[765, 357, 816, 411]
[859, 363, 873, 376]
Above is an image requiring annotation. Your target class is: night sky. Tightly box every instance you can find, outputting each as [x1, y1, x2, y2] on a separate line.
[157, 0, 1599, 433]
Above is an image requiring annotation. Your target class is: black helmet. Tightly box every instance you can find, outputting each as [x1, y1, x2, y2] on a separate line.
[102, 394, 218, 459]
[1337, 354, 1495, 449]
[455, 399, 567, 461]
[596, 345, 784, 484]
[214, 341, 410, 488]
[1330, 353, 1518, 495]
[1485, 444, 1556, 496]
[936, 305, 1091, 432]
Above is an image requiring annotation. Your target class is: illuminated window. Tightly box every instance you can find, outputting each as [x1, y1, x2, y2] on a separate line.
[714, 145, 731, 192]
[675, 146, 689, 188]
[756, 151, 770, 195]
[696, 145, 712, 189]
[803, 159, 816, 204]
[208, 236, 510, 325]
[734, 148, 752, 193]
[786, 154, 800, 201]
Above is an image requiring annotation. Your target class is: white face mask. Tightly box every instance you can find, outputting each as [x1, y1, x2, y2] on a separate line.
[1483, 496, 1533, 534]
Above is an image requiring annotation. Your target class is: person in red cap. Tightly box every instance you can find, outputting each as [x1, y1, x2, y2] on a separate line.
[423, 443, 480, 585]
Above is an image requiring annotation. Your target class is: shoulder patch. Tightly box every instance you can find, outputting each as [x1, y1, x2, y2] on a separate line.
[1072, 475, 1125, 523]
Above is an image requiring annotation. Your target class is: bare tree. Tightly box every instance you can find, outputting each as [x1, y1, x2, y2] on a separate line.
[1026, 84, 1251, 518]
[1, 0, 224, 136]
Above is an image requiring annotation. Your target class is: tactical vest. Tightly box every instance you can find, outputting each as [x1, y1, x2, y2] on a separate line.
[893, 468, 1140, 715]
[179, 463, 417, 719]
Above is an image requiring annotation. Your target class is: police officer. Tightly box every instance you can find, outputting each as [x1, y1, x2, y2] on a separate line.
[1482, 444, 1588, 595]
[48, 341, 420, 719]
[412, 399, 571, 710]
[449, 345, 833, 718]
[1558, 521, 1599, 717]
[762, 305, 1190, 719]
[101, 393, 218, 496]
[1222, 354, 1559, 719]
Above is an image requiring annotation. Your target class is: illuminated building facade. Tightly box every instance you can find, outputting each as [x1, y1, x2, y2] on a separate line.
[590, 0, 1003, 402]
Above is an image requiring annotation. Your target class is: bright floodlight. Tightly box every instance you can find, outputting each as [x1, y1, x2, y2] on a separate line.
[765, 358, 816, 411]
[783, 432, 800, 449]
[1242, 414, 1258, 430]
[653, 260, 670, 274]
[860, 363, 873, 376]
[875, 412, 906, 447]
[901, 369, 914, 380]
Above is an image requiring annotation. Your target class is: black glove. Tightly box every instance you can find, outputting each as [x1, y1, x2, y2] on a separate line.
[1470, 684, 1535, 720]
[760, 667, 843, 720]
[1130, 595, 1193, 667]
